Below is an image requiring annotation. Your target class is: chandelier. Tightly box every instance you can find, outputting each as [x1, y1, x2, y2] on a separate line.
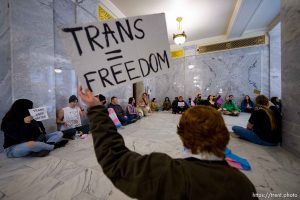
[173, 17, 187, 45]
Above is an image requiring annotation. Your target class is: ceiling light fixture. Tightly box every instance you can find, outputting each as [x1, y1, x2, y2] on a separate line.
[188, 65, 194, 69]
[54, 68, 62, 73]
[173, 17, 186, 45]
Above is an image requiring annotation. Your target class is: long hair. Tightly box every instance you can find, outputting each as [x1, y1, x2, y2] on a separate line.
[1, 99, 33, 130]
[128, 97, 135, 106]
[255, 95, 277, 130]
[244, 95, 251, 104]
[177, 106, 229, 158]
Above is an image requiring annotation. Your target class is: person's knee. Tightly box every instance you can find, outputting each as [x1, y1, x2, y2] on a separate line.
[56, 131, 63, 138]
[26, 141, 36, 149]
[232, 126, 238, 132]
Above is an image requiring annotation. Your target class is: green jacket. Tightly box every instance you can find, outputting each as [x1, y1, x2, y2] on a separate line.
[222, 101, 241, 112]
[88, 106, 257, 200]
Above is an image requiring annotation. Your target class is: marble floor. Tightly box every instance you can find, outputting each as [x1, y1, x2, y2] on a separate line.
[0, 112, 300, 200]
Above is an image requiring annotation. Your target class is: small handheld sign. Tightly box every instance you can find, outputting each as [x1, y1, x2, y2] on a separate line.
[60, 13, 171, 94]
[29, 107, 49, 121]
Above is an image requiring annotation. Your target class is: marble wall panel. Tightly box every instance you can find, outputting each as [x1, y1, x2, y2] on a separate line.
[146, 45, 268, 105]
[0, 0, 11, 152]
[260, 45, 270, 97]
[281, 0, 300, 156]
[269, 23, 282, 98]
[10, 0, 56, 131]
[53, 0, 77, 110]
[52, 0, 132, 109]
[144, 58, 185, 104]
[75, 0, 132, 108]
[76, 0, 98, 23]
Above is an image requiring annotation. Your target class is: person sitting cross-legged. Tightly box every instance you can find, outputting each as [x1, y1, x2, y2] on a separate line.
[162, 97, 172, 111]
[240, 95, 255, 113]
[57, 95, 90, 139]
[176, 96, 188, 114]
[222, 95, 240, 116]
[78, 87, 257, 200]
[126, 97, 141, 121]
[2, 99, 68, 158]
[232, 95, 282, 146]
[108, 96, 135, 126]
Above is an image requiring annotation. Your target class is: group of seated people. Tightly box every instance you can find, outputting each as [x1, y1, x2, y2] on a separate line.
[156, 93, 281, 117]
[149, 93, 282, 147]
[1, 90, 282, 159]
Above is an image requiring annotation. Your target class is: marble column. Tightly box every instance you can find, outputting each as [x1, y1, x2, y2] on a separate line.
[0, 0, 12, 152]
[54, 0, 77, 110]
[134, 81, 145, 103]
[10, 0, 56, 131]
[269, 23, 281, 98]
[281, 0, 300, 156]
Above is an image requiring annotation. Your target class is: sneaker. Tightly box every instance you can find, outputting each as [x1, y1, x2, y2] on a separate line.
[29, 150, 50, 157]
[54, 140, 69, 149]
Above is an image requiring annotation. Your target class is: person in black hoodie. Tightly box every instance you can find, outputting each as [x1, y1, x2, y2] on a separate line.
[171, 97, 179, 114]
[1, 99, 68, 158]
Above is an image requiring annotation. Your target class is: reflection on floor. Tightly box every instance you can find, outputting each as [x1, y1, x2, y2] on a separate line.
[0, 112, 300, 200]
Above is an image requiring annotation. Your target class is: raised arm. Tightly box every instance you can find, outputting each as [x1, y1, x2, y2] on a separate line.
[78, 87, 183, 199]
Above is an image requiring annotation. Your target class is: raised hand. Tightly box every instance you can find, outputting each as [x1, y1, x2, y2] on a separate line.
[78, 86, 102, 108]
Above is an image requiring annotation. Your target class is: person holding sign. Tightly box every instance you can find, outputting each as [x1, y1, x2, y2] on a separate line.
[57, 95, 89, 138]
[78, 87, 257, 200]
[1, 99, 68, 158]
[176, 96, 188, 114]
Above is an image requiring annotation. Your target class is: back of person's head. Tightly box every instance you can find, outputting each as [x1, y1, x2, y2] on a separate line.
[256, 95, 277, 130]
[1, 99, 33, 130]
[255, 95, 269, 107]
[177, 106, 229, 158]
[270, 97, 278, 105]
[69, 95, 78, 103]
[98, 94, 106, 105]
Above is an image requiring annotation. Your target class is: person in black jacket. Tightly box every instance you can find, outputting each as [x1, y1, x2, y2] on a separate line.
[1, 99, 68, 158]
[78, 87, 257, 200]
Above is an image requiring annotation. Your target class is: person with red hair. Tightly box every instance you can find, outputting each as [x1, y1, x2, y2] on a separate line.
[78, 87, 257, 200]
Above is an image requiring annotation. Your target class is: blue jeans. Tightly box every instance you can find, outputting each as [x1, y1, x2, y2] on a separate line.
[5, 131, 63, 158]
[232, 126, 277, 146]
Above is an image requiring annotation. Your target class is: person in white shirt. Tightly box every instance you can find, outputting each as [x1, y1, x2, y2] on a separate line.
[57, 95, 89, 139]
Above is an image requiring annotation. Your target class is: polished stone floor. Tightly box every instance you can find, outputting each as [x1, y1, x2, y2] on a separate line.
[0, 112, 300, 200]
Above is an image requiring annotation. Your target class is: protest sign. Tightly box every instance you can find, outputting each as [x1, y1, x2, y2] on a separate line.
[60, 13, 171, 94]
[178, 102, 185, 107]
[29, 107, 49, 121]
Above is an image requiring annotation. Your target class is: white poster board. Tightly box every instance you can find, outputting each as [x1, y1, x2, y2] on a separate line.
[60, 13, 171, 94]
[29, 107, 49, 121]
[178, 102, 185, 107]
